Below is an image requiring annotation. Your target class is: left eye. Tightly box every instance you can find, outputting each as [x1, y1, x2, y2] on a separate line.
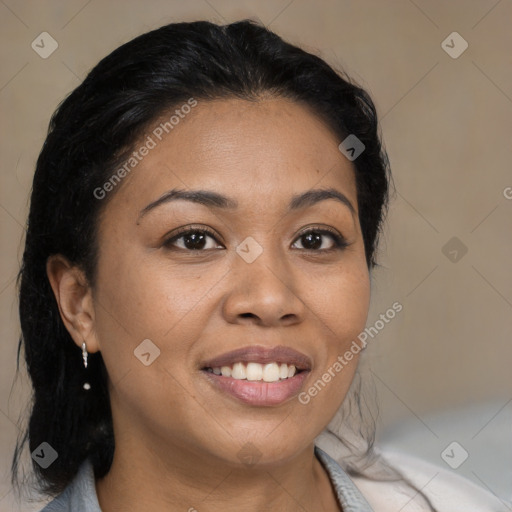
[292, 229, 346, 251]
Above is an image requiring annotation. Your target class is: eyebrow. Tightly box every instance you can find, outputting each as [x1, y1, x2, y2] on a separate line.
[138, 187, 355, 220]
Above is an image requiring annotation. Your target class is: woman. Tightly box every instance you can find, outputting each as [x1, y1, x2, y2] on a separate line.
[12, 19, 502, 512]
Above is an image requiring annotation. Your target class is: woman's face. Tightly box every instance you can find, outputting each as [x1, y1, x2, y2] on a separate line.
[88, 97, 370, 466]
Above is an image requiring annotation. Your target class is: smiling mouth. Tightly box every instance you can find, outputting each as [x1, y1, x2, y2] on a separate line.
[199, 345, 312, 405]
[201, 364, 310, 406]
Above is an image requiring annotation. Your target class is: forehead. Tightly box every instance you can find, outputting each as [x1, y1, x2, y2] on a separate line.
[105, 97, 357, 218]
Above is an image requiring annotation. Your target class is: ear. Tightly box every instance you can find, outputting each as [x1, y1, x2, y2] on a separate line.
[46, 254, 100, 353]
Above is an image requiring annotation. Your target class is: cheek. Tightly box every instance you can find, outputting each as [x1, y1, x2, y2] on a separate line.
[293, 269, 369, 425]
[94, 244, 217, 337]
[91, 242, 230, 388]
[90, 254, 217, 430]
[309, 262, 370, 347]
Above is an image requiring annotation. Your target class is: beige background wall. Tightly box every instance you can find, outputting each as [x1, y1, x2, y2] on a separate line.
[1, 1, 511, 510]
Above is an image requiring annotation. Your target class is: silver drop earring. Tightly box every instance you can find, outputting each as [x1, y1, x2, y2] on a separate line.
[82, 342, 88, 368]
[82, 342, 91, 390]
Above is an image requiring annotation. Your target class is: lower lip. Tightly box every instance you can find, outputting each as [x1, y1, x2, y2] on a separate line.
[202, 370, 310, 406]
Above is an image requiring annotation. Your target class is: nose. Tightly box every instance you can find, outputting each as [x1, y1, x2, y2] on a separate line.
[222, 244, 306, 327]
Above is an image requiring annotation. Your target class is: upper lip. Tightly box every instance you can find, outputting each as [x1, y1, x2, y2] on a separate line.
[201, 345, 312, 371]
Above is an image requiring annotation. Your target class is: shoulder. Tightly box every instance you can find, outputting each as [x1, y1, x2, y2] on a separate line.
[38, 459, 101, 512]
[350, 450, 509, 512]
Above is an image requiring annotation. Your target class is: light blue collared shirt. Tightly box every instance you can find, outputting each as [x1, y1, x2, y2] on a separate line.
[40, 445, 374, 511]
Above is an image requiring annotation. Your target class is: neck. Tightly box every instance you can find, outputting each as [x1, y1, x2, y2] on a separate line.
[95, 436, 341, 512]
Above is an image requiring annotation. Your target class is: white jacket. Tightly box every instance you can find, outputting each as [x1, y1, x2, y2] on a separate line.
[350, 450, 509, 511]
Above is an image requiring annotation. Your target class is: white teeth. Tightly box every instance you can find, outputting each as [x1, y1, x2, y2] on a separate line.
[246, 362, 263, 381]
[262, 363, 280, 382]
[209, 362, 298, 381]
[231, 362, 246, 380]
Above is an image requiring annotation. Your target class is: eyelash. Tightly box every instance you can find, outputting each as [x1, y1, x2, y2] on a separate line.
[163, 225, 349, 253]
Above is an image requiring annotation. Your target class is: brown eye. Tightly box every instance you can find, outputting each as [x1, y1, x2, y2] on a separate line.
[292, 228, 348, 252]
[164, 228, 223, 251]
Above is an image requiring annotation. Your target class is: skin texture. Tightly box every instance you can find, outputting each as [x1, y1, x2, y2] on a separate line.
[47, 97, 371, 512]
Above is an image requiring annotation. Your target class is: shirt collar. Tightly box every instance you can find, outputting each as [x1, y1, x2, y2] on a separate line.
[315, 445, 375, 512]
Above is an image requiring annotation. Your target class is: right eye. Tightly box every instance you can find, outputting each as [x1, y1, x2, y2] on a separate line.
[163, 227, 224, 251]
